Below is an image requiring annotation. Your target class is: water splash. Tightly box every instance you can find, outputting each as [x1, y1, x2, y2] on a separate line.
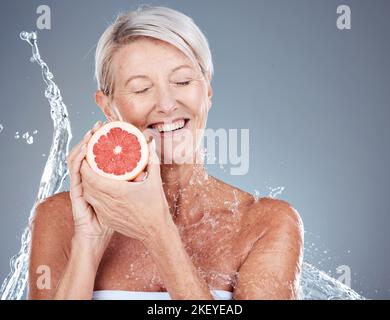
[299, 262, 363, 299]
[0, 31, 72, 300]
[223, 190, 240, 215]
[0, 31, 365, 300]
[267, 185, 285, 198]
[252, 189, 260, 202]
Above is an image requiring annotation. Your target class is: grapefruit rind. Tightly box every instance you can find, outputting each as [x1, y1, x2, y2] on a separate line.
[86, 121, 149, 181]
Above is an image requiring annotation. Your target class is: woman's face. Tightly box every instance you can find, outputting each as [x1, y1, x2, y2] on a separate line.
[96, 37, 213, 164]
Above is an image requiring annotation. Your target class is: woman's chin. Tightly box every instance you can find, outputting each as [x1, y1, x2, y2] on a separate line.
[159, 148, 197, 165]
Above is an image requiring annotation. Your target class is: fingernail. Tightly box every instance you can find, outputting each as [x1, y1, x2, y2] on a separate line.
[93, 121, 101, 129]
[84, 130, 91, 138]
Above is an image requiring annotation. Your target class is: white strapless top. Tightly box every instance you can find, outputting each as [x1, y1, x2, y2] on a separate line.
[92, 289, 233, 300]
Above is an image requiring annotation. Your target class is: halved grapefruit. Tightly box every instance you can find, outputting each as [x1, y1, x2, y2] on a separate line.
[86, 121, 149, 181]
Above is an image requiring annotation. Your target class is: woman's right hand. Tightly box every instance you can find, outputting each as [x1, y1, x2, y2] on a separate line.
[66, 121, 114, 251]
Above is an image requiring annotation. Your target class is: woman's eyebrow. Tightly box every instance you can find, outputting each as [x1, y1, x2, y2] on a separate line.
[125, 75, 149, 87]
[124, 64, 193, 86]
[170, 64, 193, 73]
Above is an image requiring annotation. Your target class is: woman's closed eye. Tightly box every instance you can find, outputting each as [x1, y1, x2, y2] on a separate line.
[175, 80, 192, 86]
[134, 87, 151, 94]
[133, 81, 192, 94]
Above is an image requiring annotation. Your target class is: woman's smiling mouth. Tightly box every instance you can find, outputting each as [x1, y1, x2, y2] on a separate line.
[148, 118, 190, 137]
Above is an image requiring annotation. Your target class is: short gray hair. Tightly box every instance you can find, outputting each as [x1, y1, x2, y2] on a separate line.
[95, 5, 214, 96]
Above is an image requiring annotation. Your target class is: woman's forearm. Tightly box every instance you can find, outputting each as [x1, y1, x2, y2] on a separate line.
[145, 219, 214, 300]
[53, 237, 103, 300]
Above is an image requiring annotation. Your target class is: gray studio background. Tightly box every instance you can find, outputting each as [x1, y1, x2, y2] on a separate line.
[0, 0, 389, 299]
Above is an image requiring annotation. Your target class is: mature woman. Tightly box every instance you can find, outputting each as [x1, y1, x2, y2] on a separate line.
[28, 6, 303, 300]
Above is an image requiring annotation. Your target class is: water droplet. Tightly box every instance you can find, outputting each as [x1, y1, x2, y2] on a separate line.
[42, 153, 46, 157]
[19, 31, 29, 40]
[14, 132, 20, 139]
[26, 136, 34, 144]
[253, 189, 260, 202]
[22, 132, 29, 139]
[33, 130, 38, 134]
[0, 124, 3, 133]
[266, 186, 285, 198]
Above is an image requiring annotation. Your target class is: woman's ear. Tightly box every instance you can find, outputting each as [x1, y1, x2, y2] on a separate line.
[207, 82, 213, 111]
[95, 90, 115, 121]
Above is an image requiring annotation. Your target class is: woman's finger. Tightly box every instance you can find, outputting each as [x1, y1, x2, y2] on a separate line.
[83, 188, 99, 208]
[80, 159, 113, 191]
[69, 143, 87, 195]
[132, 171, 148, 182]
[145, 138, 160, 178]
[68, 121, 104, 199]
[67, 121, 102, 165]
[67, 131, 89, 165]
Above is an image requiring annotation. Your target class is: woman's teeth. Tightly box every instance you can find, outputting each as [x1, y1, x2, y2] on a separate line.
[152, 119, 186, 133]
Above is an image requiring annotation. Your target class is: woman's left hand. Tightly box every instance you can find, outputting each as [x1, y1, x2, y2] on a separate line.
[79, 138, 171, 244]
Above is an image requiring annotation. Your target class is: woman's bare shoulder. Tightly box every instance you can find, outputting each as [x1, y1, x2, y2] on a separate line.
[210, 175, 303, 234]
[29, 191, 74, 299]
[35, 191, 72, 208]
[233, 197, 304, 299]
[31, 191, 74, 239]
[253, 196, 304, 231]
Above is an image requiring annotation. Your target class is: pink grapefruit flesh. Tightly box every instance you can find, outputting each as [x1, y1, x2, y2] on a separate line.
[86, 121, 149, 181]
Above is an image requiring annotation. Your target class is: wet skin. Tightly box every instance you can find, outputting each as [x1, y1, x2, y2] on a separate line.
[28, 37, 304, 300]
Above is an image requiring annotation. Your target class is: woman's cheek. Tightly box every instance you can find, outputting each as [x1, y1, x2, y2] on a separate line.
[186, 85, 207, 114]
[114, 98, 150, 127]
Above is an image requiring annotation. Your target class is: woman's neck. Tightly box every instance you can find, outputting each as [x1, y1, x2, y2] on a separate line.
[160, 163, 210, 225]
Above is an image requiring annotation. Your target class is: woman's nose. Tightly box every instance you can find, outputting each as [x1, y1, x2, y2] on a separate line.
[154, 85, 177, 114]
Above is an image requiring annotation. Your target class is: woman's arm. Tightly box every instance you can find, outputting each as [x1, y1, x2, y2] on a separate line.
[143, 217, 215, 300]
[52, 235, 105, 299]
[78, 138, 216, 299]
[233, 198, 304, 300]
[28, 192, 106, 300]
[28, 192, 72, 299]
